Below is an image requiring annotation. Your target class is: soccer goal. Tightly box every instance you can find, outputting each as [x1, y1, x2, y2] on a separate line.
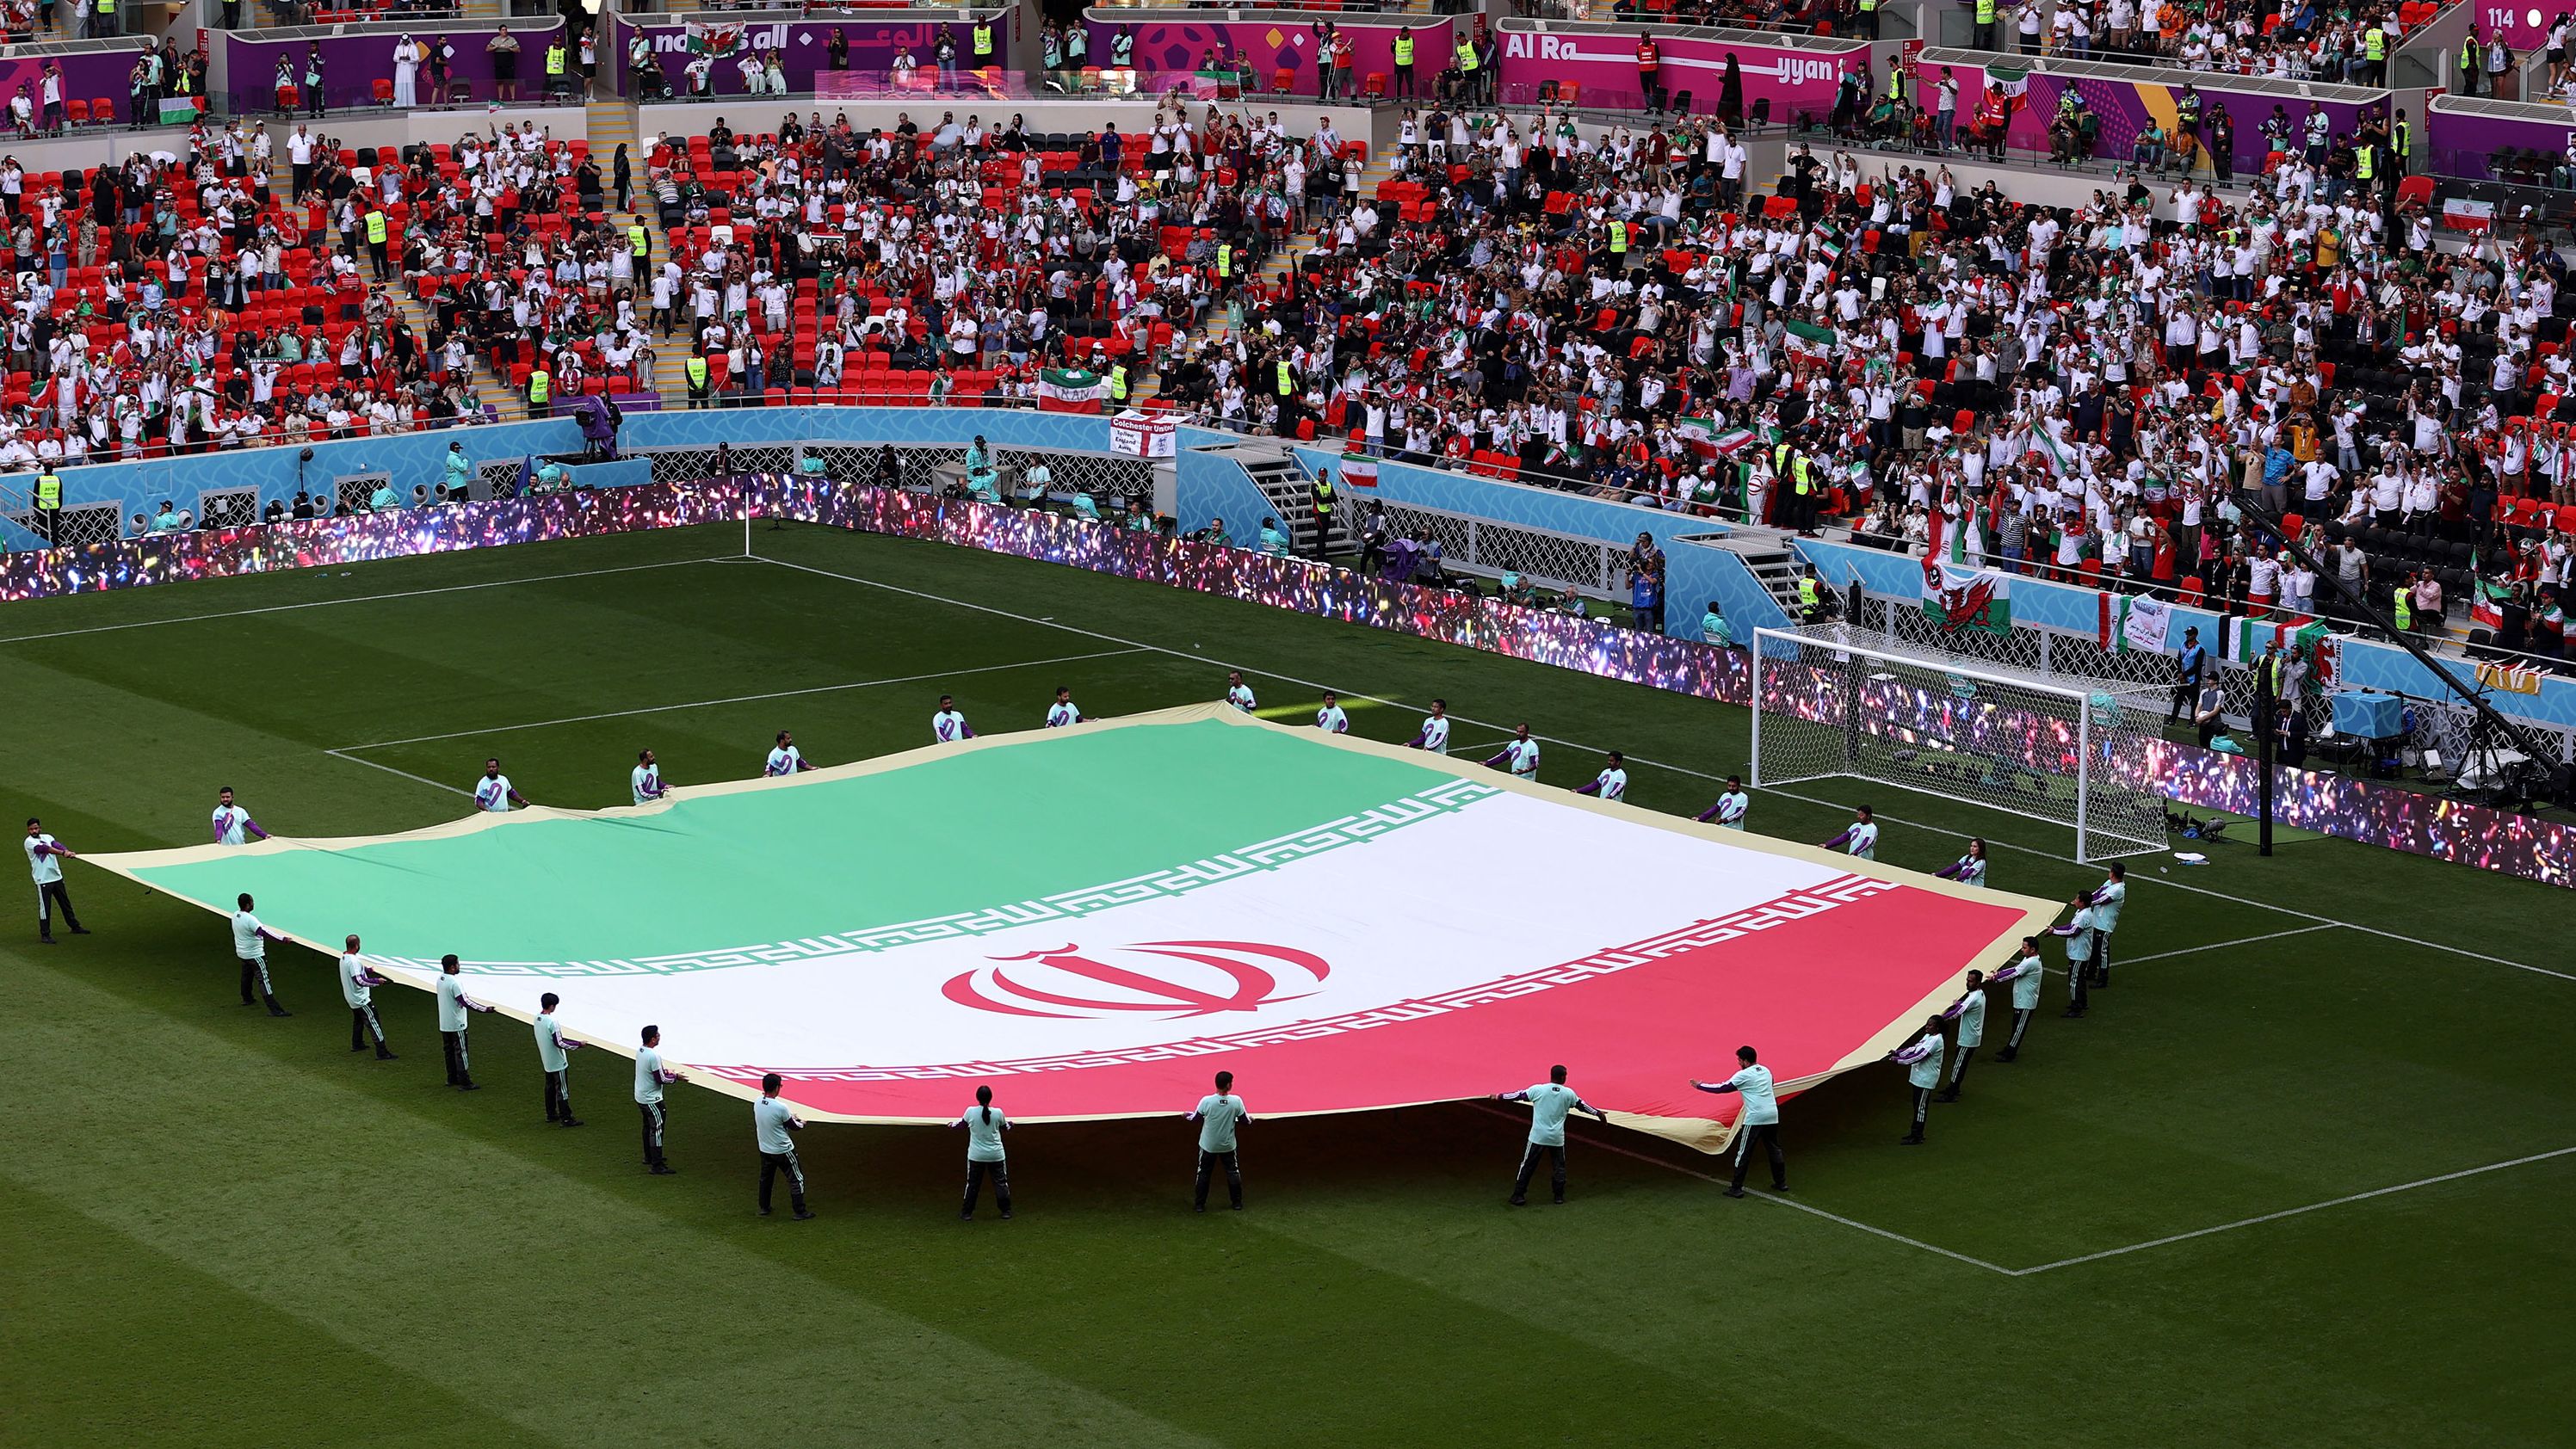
[1750, 624, 2171, 863]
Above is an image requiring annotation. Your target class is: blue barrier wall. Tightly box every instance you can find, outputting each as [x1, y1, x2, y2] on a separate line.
[1795, 537, 2576, 732]
[1172, 445, 1288, 548]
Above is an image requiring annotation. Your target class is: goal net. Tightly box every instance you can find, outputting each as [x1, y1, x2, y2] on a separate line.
[1751, 624, 2170, 863]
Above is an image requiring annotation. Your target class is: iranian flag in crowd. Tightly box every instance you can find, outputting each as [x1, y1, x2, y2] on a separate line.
[1987, 62, 2031, 108]
[2224, 614, 2339, 684]
[684, 20, 744, 55]
[2469, 573, 2511, 632]
[1337, 453, 1379, 488]
[1781, 318, 1837, 364]
[1037, 367, 1108, 414]
[2441, 197, 2496, 234]
[1673, 417, 1757, 459]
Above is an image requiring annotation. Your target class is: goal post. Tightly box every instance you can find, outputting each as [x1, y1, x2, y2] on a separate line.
[1750, 624, 2170, 863]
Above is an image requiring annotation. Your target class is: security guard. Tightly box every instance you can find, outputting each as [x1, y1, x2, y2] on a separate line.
[1107, 360, 1129, 404]
[546, 37, 568, 96]
[971, 18, 995, 69]
[2362, 22, 2385, 83]
[33, 466, 60, 547]
[92, 0, 118, 38]
[1635, 34, 1661, 111]
[1607, 216, 1630, 270]
[527, 362, 552, 419]
[1789, 449, 1815, 533]
[1455, 31, 1479, 103]
[684, 351, 711, 408]
[627, 219, 650, 265]
[2392, 108, 2411, 176]
[363, 202, 389, 281]
[1393, 26, 1416, 97]
[1975, 0, 1996, 50]
[1795, 570, 1822, 622]
[1308, 469, 1337, 558]
[1215, 240, 1233, 291]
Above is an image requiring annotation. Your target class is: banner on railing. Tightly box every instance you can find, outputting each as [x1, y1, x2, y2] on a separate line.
[1108, 410, 1176, 458]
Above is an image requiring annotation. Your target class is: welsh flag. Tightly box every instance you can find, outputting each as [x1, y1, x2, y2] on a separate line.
[1922, 557, 2011, 634]
[684, 20, 744, 55]
[1037, 367, 1108, 414]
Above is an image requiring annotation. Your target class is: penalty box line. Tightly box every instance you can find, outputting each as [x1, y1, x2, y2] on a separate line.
[750, 552, 2565, 986]
[1466, 1103, 2020, 1277]
[329, 646, 1152, 752]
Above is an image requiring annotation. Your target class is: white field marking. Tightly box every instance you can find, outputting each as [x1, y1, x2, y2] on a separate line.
[324, 749, 476, 798]
[332, 647, 1150, 751]
[2097, 923, 2339, 968]
[0, 555, 745, 645]
[751, 556, 2576, 988]
[2010, 1144, 2576, 1276]
[751, 552, 2566, 983]
[1466, 1103, 2017, 1276]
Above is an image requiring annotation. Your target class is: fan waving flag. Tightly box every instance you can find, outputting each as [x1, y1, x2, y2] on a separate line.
[1922, 557, 2012, 634]
[85, 707, 2054, 1154]
[684, 20, 744, 55]
[1037, 366, 1108, 414]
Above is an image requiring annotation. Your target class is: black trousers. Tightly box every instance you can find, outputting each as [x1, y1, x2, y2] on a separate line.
[349, 1002, 386, 1051]
[442, 1027, 474, 1086]
[544, 1067, 575, 1121]
[36, 879, 78, 935]
[962, 1157, 1010, 1215]
[2003, 1006, 2034, 1056]
[2092, 928, 2113, 983]
[1906, 1085, 1932, 1138]
[759, 1150, 807, 1212]
[639, 1100, 668, 1166]
[1730, 1121, 1786, 1190]
[238, 953, 280, 1007]
[1513, 1142, 1568, 1202]
[1195, 1149, 1242, 1209]
[2066, 959, 2091, 1012]
[1944, 1043, 1977, 1094]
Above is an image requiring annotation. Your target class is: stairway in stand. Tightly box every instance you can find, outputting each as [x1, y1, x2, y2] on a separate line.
[264, 149, 501, 408]
[1137, 151, 1393, 407]
[588, 95, 689, 404]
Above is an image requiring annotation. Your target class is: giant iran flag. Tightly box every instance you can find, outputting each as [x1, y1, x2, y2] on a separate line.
[91, 706, 2054, 1151]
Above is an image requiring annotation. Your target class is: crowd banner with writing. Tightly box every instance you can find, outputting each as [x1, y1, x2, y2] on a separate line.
[1493, 20, 1866, 117]
[1109, 410, 1177, 457]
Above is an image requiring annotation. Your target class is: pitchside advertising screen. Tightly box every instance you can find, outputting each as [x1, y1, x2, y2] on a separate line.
[96, 707, 2050, 1151]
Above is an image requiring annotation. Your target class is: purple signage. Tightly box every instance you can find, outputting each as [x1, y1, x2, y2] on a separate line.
[1081, 12, 1457, 96]
[1495, 26, 1863, 118]
[606, 13, 1013, 99]
[221, 21, 566, 116]
[2426, 102, 2573, 180]
[0, 46, 162, 128]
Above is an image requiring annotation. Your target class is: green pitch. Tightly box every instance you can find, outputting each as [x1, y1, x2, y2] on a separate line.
[1, 522, 2567, 1448]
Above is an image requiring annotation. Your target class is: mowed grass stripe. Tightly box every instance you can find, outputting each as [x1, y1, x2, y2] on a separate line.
[0, 959, 1226, 1449]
